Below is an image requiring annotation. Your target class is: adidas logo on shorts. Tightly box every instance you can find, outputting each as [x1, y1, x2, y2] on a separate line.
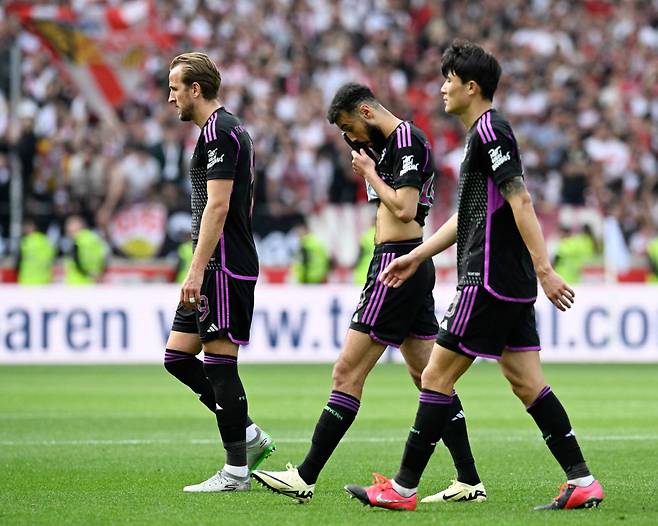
[207, 323, 219, 333]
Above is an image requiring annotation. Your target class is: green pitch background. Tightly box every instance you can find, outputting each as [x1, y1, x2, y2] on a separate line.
[1, 363, 657, 525]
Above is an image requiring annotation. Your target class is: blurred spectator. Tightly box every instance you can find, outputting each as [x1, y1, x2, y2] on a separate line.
[63, 215, 107, 285]
[1, 0, 657, 280]
[15, 216, 55, 285]
[292, 219, 330, 284]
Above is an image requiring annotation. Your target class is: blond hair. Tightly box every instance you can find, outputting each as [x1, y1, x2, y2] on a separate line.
[170, 52, 221, 100]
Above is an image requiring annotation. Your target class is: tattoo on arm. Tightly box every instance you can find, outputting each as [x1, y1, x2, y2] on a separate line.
[499, 176, 527, 199]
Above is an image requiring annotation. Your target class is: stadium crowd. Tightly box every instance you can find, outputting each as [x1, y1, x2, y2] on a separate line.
[0, 0, 657, 281]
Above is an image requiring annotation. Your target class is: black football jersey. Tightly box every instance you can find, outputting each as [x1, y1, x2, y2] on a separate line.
[365, 121, 436, 227]
[189, 107, 258, 277]
[456, 109, 536, 301]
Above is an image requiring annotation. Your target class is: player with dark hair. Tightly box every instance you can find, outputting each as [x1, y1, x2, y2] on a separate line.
[165, 52, 275, 493]
[344, 40, 604, 511]
[253, 83, 485, 504]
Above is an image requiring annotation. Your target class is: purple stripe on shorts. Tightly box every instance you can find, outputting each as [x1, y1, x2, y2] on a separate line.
[362, 254, 389, 324]
[228, 333, 249, 346]
[458, 342, 501, 361]
[526, 385, 552, 410]
[408, 332, 438, 341]
[506, 345, 541, 352]
[223, 272, 230, 329]
[369, 331, 400, 348]
[455, 286, 478, 336]
[215, 271, 225, 329]
[450, 286, 471, 335]
[486, 111, 496, 141]
[368, 257, 393, 326]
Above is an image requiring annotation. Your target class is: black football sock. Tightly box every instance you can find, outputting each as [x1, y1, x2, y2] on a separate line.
[203, 353, 248, 467]
[395, 389, 453, 490]
[526, 385, 590, 480]
[164, 349, 254, 428]
[441, 392, 481, 485]
[297, 391, 360, 484]
[164, 349, 217, 411]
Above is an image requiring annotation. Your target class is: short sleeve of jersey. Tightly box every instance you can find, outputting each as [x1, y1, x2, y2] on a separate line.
[391, 132, 425, 191]
[479, 124, 523, 188]
[205, 129, 239, 181]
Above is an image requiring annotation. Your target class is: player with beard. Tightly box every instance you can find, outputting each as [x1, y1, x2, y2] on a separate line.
[253, 84, 485, 505]
[164, 52, 275, 493]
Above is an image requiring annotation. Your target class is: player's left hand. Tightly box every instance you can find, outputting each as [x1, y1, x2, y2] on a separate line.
[180, 268, 203, 310]
[351, 149, 376, 178]
[539, 268, 575, 311]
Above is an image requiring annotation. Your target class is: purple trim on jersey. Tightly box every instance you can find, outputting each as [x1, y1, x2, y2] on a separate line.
[454, 286, 477, 336]
[328, 392, 360, 413]
[406, 122, 412, 146]
[458, 342, 501, 361]
[369, 331, 400, 348]
[363, 253, 394, 325]
[164, 350, 195, 363]
[408, 332, 438, 340]
[419, 390, 453, 405]
[396, 126, 402, 148]
[506, 345, 541, 352]
[486, 111, 496, 141]
[422, 142, 430, 171]
[484, 177, 537, 303]
[230, 129, 240, 166]
[526, 385, 552, 410]
[204, 112, 218, 143]
[476, 116, 490, 144]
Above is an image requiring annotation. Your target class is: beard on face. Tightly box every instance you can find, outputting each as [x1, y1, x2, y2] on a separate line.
[364, 121, 387, 153]
[178, 104, 193, 121]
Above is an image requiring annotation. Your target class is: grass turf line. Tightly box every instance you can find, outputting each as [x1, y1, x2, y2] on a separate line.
[1, 363, 657, 525]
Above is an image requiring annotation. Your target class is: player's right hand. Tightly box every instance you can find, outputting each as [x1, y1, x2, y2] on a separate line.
[379, 254, 420, 288]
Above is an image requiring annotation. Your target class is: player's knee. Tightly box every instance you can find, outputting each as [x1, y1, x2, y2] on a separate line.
[509, 381, 538, 406]
[331, 360, 363, 392]
[421, 364, 449, 392]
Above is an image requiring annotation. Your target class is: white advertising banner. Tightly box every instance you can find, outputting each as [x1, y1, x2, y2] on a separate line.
[0, 284, 656, 364]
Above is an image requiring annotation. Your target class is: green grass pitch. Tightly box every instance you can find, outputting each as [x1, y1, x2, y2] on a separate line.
[1, 362, 657, 525]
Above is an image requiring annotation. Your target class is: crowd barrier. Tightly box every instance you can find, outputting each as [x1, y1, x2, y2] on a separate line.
[0, 284, 656, 363]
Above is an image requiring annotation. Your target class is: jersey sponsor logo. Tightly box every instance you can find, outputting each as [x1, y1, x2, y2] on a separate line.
[207, 148, 225, 170]
[488, 146, 511, 171]
[399, 155, 419, 176]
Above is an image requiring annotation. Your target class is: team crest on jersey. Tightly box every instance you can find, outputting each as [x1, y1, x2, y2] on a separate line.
[207, 149, 224, 170]
[488, 146, 511, 171]
[399, 155, 419, 176]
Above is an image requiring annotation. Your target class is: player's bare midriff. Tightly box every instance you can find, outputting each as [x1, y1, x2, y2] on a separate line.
[375, 203, 422, 244]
